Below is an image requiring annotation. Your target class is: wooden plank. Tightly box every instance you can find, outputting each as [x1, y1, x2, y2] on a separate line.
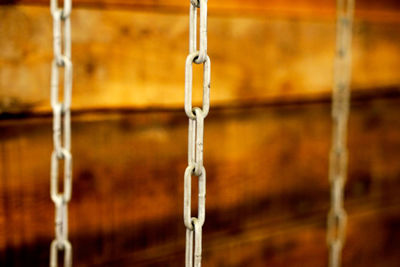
[0, 96, 400, 265]
[1, 6, 400, 114]
[114, 204, 400, 267]
[3, 0, 400, 20]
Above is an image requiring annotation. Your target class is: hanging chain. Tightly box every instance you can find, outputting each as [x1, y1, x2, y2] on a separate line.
[50, 0, 73, 266]
[184, 0, 210, 266]
[327, 0, 354, 266]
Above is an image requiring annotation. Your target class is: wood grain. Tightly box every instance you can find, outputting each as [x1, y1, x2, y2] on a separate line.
[0, 96, 399, 266]
[1, 1, 400, 265]
[1, 6, 400, 114]
[2, 0, 400, 20]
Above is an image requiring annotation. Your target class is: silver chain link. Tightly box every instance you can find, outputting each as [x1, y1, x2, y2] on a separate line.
[50, 0, 73, 266]
[327, 0, 354, 266]
[184, 0, 210, 266]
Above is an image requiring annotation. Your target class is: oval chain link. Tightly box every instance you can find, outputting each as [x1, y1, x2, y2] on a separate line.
[50, 0, 73, 266]
[327, 0, 355, 267]
[184, 0, 210, 266]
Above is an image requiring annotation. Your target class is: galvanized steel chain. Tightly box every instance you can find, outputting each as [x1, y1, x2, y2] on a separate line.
[184, 0, 210, 266]
[327, 0, 354, 267]
[50, 0, 73, 266]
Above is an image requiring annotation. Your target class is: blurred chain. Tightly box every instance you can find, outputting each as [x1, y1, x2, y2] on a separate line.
[184, 0, 210, 266]
[327, 0, 355, 267]
[50, 0, 73, 266]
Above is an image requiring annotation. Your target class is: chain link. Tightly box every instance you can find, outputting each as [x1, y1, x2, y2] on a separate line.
[327, 0, 354, 267]
[184, 0, 210, 266]
[189, 0, 208, 64]
[50, 0, 73, 266]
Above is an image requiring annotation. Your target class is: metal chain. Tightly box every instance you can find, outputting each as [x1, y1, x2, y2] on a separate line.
[327, 0, 354, 266]
[50, 0, 73, 266]
[184, 0, 210, 266]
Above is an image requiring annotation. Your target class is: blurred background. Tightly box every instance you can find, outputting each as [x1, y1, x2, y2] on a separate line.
[1, 0, 400, 266]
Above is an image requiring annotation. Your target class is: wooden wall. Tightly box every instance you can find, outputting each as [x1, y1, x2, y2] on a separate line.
[1, 0, 400, 266]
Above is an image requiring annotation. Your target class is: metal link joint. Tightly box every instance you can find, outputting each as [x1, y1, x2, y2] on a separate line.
[189, 0, 208, 64]
[50, 240, 72, 267]
[184, 52, 210, 119]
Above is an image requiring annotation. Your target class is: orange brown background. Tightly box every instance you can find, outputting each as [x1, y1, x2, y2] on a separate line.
[0, 0, 400, 266]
